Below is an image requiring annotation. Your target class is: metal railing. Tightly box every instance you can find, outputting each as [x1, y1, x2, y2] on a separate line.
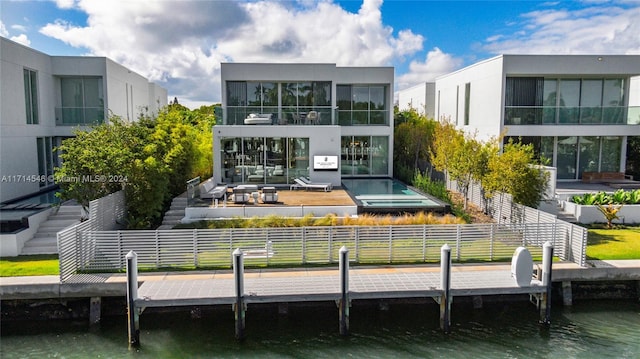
[60, 222, 566, 277]
[446, 177, 587, 266]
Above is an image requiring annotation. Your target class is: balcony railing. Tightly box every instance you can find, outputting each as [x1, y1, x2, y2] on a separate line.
[219, 107, 390, 126]
[55, 107, 105, 126]
[504, 106, 639, 125]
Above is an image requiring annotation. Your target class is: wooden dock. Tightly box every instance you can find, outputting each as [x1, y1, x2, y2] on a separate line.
[126, 244, 554, 347]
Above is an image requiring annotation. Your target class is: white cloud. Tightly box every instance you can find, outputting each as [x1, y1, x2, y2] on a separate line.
[484, 3, 640, 55]
[0, 21, 8, 37]
[10, 34, 31, 46]
[39, 0, 424, 107]
[396, 48, 463, 91]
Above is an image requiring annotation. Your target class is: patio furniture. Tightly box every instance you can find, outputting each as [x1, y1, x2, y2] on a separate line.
[306, 111, 319, 125]
[261, 187, 278, 203]
[291, 178, 332, 192]
[232, 187, 250, 204]
[244, 113, 273, 125]
[300, 177, 333, 190]
[199, 180, 227, 200]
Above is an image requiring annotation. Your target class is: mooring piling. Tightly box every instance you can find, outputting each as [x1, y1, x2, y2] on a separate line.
[338, 246, 350, 336]
[540, 241, 554, 325]
[440, 244, 452, 333]
[233, 248, 246, 340]
[126, 251, 140, 349]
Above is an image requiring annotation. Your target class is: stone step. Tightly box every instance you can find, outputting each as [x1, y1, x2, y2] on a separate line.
[24, 237, 57, 247]
[39, 219, 80, 228]
[21, 245, 58, 255]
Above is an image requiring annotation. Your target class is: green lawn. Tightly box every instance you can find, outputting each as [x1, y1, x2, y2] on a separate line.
[586, 226, 640, 260]
[0, 255, 59, 277]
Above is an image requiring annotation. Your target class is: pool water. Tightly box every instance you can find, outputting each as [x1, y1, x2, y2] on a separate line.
[342, 178, 449, 213]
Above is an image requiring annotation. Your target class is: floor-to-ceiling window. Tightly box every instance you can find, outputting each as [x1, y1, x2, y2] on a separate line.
[341, 136, 389, 176]
[506, 77, 626, 125]
[220, 136, 309, 184]
[59, 77, 104, 125]
[337, 85, 388, 126]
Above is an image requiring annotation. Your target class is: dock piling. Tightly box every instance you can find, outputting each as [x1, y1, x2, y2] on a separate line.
[338, 246, 350, 336]
[125, 251, 140, 349]
[233, 248, 246, 340]
[440, 244, 452, 333]
[540, 242, 554, 326]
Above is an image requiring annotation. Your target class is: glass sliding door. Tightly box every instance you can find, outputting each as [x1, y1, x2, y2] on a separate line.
[580, 80, 603, 124]
[558, 80, 580, 124]
[578, 136, 600, 178]
[557, 136, 578, 179]
[600, 136, 622, 172]
[370, 136, 388, 175]
[266, 137, 286, 184]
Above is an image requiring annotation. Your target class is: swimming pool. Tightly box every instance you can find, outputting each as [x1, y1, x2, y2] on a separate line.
[341, 178, 450, 214]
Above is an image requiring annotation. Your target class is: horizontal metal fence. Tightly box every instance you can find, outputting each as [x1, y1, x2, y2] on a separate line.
[447, 176, 587, 267]
[58, 191, 126, 281]
[61, 223, 571, 275]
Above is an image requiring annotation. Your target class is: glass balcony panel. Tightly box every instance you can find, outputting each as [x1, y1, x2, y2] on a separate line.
[542, 107, 556, 124]
[352, 111, 368, 125]
[558, 107, 579, 124]
[369, 111, 386, 125]
[56, 107, 104, 125]
[627, 106, 640, 125]
[579, 107, 602, 124]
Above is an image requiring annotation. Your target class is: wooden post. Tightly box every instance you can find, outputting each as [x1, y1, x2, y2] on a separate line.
[233, 248, 246, 340]
[338, 246, 350, 336]
[126, 251, 140, 348]
[440, 244, 452, 333]
[540, 241, 554, 326]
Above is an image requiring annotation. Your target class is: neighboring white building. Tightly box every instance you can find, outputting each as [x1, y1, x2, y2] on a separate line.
[214, 63, 394, 187]
[397, 82, 436, 119]
[399, 54, 640, 181]
[0, 37, 168, 202]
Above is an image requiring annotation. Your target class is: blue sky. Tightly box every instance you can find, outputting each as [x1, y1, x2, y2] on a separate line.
[2, 0, 639, 108]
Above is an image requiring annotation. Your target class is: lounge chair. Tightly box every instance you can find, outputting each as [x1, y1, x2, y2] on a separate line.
[199, 180, 227, 200]
[300, 177, 333, 190]
[291, 178, 332, 192]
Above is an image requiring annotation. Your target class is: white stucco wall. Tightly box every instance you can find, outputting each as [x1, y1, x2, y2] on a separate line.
[0, 37, 167, 202]
[397, 82, 435, 119]
[435, 56, 505, 142]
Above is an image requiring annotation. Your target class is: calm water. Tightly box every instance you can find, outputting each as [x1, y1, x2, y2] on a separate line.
[2, 300, 639, 358]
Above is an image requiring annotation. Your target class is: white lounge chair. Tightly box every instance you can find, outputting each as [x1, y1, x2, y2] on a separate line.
[300, 177, 333, 190]
[291, 178, 332, 192]
[232, 187, 250, 203]
[199, 180, 227, 200]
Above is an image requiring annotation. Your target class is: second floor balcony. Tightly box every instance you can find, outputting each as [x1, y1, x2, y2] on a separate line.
[219, 106, 390, 126]
[55, 107, 105, 126]
[504, 106, 640, 126]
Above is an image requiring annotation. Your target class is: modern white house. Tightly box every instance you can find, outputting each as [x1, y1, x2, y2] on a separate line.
[0, 37, 167, 203]
[397, 82, 436, 119]
[404, 54, 640, 181]
[213, 63, 394, 187]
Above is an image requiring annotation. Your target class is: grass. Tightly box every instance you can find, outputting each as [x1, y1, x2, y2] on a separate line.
[586, 226, 640, 260]
[0, 254, 59, 277]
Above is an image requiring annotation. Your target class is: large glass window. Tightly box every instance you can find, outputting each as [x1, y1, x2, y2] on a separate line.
[36, 137, 57, 187]
[558, 80, 580, 124]
[600, 136, 622, 172]
[337, 85, 388, 126]
[557, 136, 578, 179]
[542, 79, 558, 124]
[220, 137, 309, 184]
[603, 79, 625, 123]
[341, 136, 389, 176]
[59, 77, 104, 125]
[578, 136, 600, 177]
[580, 80, 603, 124]
[24, 69, 38, 124]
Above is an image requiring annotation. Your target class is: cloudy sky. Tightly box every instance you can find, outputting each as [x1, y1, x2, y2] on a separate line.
[2, 0, 639, 108]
